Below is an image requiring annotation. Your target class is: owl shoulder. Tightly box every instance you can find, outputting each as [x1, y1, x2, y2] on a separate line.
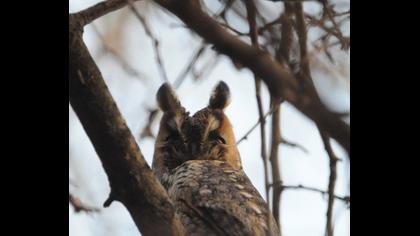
[162, 160, 279, 236]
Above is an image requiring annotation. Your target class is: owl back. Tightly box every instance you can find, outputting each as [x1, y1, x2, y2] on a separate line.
[162, 160, 279, 236]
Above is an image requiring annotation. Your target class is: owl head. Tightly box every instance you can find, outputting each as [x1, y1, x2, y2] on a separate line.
[152, 81, 241, 179]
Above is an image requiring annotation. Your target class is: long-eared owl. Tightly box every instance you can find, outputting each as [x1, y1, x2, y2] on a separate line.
[152, 81, 279, 236]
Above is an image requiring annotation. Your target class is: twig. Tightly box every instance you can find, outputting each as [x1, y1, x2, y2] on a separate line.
[274, 6, 294, 57]
[129, 4, 169, 82]
[293, 2, 313, 90]
[215, 0, 235, 21]
[319, 130, 339, 236]
[321, 0, 348, 50]
[90, 23, 145, 82]
[237, 107, 277, 145]
[334, 10, 350, 17]
[69, 193, 100, 213]
[258, 17, 282, 35]
[219, 23, 248, 36]
[173, 43, 207, 88]
[280, 136, 309, 153]
[255, 71, 272, 234]
[269, 183, 350, 204]
[305, 14, 350, 50]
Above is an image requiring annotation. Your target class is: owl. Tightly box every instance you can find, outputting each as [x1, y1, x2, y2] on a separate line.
[152, 81, 279, 236]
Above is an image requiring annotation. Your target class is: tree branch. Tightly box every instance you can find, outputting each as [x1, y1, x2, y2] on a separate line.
[153, 0, 349, 155]
[237, 107, 276, 145]
[69, 12, 185, 236]
[269, 101, 282, 230]
[269, 183, 350, 205]
[305, 14, 350, 51]
[276, 3, 294, 64]
[75, 0, 139, 26]
[320, 0, 349, 50]
[295, 6, 345, 234]
[280, 136, 309, 153]
[319, 130, 339, 236]
[270, 2, 294, 232]
[219, 22, 248, 36]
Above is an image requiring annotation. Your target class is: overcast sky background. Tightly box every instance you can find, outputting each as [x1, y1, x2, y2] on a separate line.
[69, 1, 350, 235]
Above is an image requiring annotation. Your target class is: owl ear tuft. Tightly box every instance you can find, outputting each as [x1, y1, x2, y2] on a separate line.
[157, 83, 182, 113]
[209, 81, 231, 110]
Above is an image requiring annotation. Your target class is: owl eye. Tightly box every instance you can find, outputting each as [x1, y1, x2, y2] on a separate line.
[209, 131, 226, 144]
[216, 136, 226, 144]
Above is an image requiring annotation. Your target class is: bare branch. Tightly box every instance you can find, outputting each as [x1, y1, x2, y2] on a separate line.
[321, 0, 349, 50]
[173, 43, 207, 88]
[258, 17, 281, 35]
[214, 0, 235, 21]
[276, 8, 293, 64]
[75, 0, 139, 26]
[334, 10, 350, 17]
[319, 130, 340, 236]
[69, 13, 186, 236]
[269, 183, 350, 205]
[294, 2, 313, 89]
[269, 101, 282, 230]
[294, 10, 346, 234]
[129, 4, 169, 82]
[237, 107, 277, 145]
[305, 14, 350, 51]
[280, 136, 309, 153]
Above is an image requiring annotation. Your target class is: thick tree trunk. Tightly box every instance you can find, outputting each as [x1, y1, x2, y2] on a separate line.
[69, 14, 185, 236]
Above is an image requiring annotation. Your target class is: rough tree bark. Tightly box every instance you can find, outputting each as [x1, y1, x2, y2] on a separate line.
[69, 4, 186, 236]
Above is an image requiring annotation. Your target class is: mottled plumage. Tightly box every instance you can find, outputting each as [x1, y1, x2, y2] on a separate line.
[153, 81, 279, 236]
